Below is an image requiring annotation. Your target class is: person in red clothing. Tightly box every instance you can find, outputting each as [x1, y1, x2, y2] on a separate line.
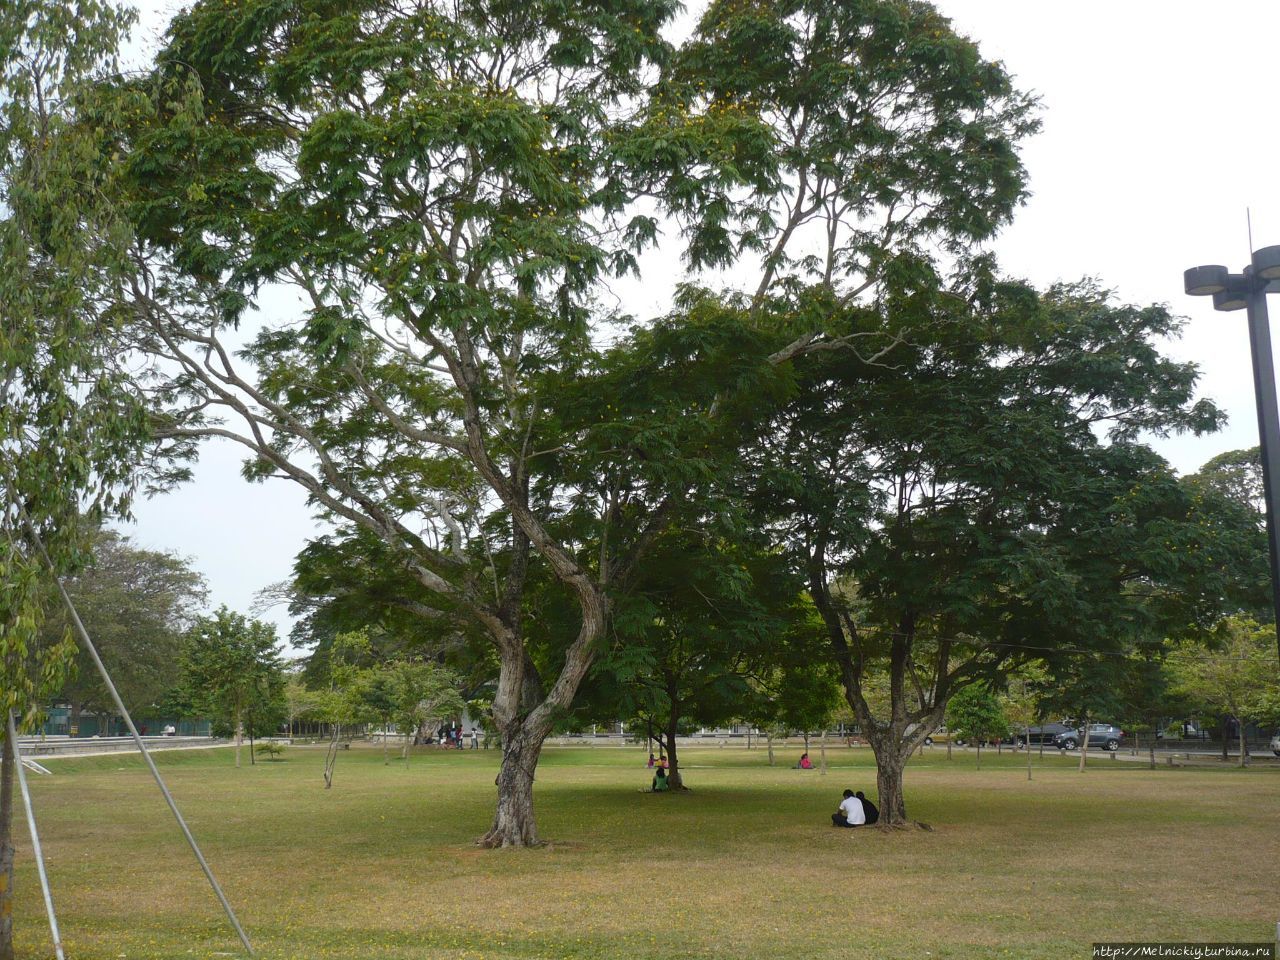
[798, 752, 813, 769]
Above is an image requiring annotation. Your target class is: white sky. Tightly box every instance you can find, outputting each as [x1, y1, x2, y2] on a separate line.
[117, 1, 1280, 646]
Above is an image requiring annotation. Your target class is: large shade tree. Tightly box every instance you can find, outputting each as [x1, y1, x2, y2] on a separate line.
[109, 0, 1036, 845]
[746, 275, 1269, 824]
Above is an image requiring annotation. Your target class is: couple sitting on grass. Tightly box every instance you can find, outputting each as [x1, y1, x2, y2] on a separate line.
[831, 789, 879, 827]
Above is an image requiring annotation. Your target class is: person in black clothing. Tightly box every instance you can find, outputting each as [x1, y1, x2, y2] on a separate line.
[856, 791, 879, 825]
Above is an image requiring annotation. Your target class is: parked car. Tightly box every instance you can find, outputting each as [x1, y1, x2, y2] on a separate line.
[1053, 723, 1124, 752]
[1270, 732, 1280, 757]
[1017, 722, 1075, 747]
[1156, 720, 1210, 740]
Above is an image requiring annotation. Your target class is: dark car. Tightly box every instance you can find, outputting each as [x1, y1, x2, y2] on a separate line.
[1017, 722, 1075, 747]
[1053, 723, 1123, 752]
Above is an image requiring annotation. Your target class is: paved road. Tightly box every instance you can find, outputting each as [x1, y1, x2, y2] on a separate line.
[17, 736, 229, 759]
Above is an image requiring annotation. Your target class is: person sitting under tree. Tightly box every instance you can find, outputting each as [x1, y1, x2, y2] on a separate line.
[797, 752, 813, 769]
[855, 791, 879, 825]
[652, 766, 670, 793]
[831, 789, 865, 828]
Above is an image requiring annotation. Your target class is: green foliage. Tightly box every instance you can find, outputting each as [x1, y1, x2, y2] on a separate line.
[0, 0, 152, 726]
[254, 741, 285, 761]
[945, 685, 1007, 744]
[177, 606, 287, 739]
[386, 660, 466, 740]
[1167, 616, 1278, 731]
[40, 528, 207, 719]
[1193, 447, 1263, 515]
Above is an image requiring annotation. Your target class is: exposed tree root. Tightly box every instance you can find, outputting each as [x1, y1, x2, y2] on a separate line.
[877, 820, 933, 832]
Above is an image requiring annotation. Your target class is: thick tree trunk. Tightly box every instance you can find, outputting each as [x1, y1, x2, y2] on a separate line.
[0, 726, 14, 960]
[478, 727, 546, 848]
[873, 750, 909, 826]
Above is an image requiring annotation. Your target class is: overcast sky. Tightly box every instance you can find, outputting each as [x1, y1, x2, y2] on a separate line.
[116, 1, 1280, 648]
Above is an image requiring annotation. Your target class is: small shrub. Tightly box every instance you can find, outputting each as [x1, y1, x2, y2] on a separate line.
[255, 741, 286, 761]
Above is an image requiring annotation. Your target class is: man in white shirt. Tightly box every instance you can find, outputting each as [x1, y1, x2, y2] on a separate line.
[831, 789, 866, 828]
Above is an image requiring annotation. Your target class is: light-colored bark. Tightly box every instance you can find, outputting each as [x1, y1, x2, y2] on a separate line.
[478, 727, 545, 848]
[1077, 714, 1089, 773]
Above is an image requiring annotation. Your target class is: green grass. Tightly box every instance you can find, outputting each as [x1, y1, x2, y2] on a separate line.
[8, 743, 1279, 959]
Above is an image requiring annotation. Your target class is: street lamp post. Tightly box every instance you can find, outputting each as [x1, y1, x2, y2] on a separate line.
[1185, 245, 1280, 667]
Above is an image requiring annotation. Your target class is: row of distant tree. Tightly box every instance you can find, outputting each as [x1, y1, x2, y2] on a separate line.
[46, 485, 1278, 783]
[35, 528, 467, 770]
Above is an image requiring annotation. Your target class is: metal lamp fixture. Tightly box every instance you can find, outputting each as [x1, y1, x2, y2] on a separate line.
[1185, 243, 1280, 667]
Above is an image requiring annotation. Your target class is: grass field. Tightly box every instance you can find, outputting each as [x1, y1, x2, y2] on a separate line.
[7, 743, 1279, 959]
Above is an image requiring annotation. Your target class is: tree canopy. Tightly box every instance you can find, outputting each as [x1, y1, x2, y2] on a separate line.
[103, 0, 1039, 845]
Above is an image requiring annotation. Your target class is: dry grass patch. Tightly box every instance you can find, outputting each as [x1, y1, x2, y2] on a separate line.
[7, 744, 1277, 959]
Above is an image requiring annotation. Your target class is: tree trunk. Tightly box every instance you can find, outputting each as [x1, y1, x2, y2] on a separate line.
[1220, 716, 1229, 762]
[803, 730, 810, 752]
[663, 711, 684, 790]
[1025, 723, 1032, 782]
[383, 726, 389, 766]
[249, 723, 256, 766]
[873, 749, 909, 826]
[946, 736, 952, 761]
[1237, 717, 1247, 768]
[1149, 738, 1156, 770]
[0, 724, 15, 960]
[975, 740, 981, 770]
[477, 727, 546, 848]
[766, 733, 774, 767]
[235, 717, 244, 769]
[819, 730, 827, 776]
[1078, 715, 1089, 773]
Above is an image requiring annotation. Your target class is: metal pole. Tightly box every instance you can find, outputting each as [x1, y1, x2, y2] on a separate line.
[1243, 278, 1280, 667]
[20, 511, 255, 956]
[6, 712, 65, 960]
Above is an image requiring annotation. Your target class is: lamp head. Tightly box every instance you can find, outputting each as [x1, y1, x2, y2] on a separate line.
[1212, 288, 1249, 311]
[1184, 264, 1229, 296]
[1253, 245, 1280, 281]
